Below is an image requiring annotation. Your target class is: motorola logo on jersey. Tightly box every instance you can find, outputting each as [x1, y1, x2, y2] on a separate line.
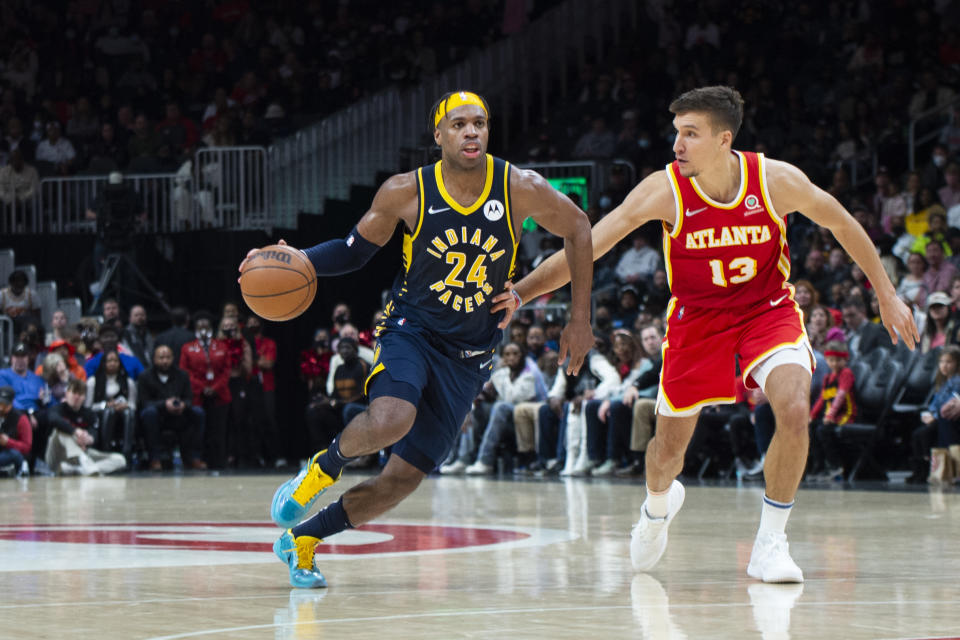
[483, 199, 504, 221]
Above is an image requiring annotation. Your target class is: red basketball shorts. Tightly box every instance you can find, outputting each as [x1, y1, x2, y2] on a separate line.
[657, 292, 812, 416]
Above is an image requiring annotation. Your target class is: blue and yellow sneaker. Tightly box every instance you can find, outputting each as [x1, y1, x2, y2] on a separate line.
[270, 450, 341, 528]
[273, 529, 327, 588]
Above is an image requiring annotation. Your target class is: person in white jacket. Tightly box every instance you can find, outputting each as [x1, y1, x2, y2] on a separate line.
[464, 343, 540, 474]
[560, 341, 621, 476]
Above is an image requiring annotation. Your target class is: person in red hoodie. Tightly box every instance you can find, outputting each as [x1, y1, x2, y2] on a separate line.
[0, 385, 31, 476]
[808, 340, 857, 481]
[179, 312, 231, 469]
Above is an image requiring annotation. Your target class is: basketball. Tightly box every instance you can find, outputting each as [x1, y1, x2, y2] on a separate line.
[239, 244, 317, 321]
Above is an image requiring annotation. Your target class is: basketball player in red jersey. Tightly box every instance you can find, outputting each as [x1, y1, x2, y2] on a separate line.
[493, 86, 919, 583]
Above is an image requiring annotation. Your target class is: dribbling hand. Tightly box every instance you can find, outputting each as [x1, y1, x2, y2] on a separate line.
[237, 239, 293, 283]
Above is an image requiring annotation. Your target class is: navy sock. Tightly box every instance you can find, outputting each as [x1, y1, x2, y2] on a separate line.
[292, 497, 353, 539]
[316, 437, 356, 477]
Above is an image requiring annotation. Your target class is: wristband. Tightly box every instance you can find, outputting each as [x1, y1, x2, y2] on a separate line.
[511, 289, 523, 309]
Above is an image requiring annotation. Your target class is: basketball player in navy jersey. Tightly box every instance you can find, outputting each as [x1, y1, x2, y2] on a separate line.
[494, 86, 918, 583]
[240, 91, 594, 588]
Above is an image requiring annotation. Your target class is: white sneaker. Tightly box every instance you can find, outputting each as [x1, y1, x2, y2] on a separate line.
[748, 582, 804, 636]
[464, 460, 494, 475]
[60, 461, 83, 476]
[591, 459, 617, 476]
[439, 460, 467, 475]
[630, 574, 686, 639]
[747, 531, 804, 583]
[630, 480, 685, 571]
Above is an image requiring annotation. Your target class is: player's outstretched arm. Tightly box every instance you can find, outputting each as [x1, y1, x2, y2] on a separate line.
[767, 159, 920, 349]
[492, 170, 673, 321]
[237, 173, 417, 277]
[507, 168, 593, 374]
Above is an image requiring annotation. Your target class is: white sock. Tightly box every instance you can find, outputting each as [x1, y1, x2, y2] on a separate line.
[645, 485, 671, 519]
[758, 495, 793, 535]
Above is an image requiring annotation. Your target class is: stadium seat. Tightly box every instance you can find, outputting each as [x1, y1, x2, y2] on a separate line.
[0, 248, 13, 286]
[36, 281, 58, 329]
[58, 298, 83, 326]
[890, 346, 941, 414]
[832, 354, 905, 481]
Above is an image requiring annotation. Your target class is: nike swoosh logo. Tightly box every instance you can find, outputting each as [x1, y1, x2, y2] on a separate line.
[685, 206, 708, 217]
[479, 358, 493, 369]
[428, 205, 450, 214]
[770, 294, 788, 306]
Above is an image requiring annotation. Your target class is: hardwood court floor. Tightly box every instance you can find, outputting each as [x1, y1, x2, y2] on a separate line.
[1, 472, 958, 639]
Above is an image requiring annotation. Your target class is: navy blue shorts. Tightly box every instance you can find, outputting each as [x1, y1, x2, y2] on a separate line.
[365, 319, 494, 473]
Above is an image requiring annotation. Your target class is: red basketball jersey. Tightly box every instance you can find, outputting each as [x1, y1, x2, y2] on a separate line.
[663, 151, 790, 308]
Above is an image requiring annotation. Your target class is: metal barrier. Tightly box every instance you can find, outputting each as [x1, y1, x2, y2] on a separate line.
[194, 147, 273, 229]
[267, 0, 640, 218]
[0, 315, 11, 365]
[908, 96, 960, 170]
[0, 193, 42, 235]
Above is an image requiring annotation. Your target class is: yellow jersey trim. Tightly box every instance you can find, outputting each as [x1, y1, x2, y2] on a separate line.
[411, 168, 426, 241]
[690, 151, 748, 209]
[434, 154, 495, 215]
[503, 161, 518, 279]
[364, 361, 386, 396]
[757, 153, 790, 280]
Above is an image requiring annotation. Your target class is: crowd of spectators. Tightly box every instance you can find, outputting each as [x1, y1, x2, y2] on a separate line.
[0, 0, 554, 180]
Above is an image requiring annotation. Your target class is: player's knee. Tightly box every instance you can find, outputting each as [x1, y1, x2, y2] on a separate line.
[775, 399, 810, 437]
[378, 468, 423, 503]
[366, 397, 417, 440]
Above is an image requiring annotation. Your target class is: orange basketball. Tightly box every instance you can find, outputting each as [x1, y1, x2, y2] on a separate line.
[239, 244, 317, 321]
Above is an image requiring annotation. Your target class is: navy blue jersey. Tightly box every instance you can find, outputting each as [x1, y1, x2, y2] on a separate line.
[384, 154, 518, 352]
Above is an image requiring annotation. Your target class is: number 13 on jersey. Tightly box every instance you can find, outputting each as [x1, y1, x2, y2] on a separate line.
[709, 256, 757, 287]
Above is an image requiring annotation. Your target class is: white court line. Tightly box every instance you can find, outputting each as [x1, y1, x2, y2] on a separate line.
[144, 600, 960, 640]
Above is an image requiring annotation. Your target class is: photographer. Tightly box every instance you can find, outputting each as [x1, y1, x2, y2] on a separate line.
[137, 344, 206, 471]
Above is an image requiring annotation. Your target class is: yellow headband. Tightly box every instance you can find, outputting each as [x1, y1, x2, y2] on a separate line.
[434, 91, 487, 127]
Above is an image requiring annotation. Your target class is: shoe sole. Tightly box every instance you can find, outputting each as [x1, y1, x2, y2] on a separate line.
[746, 564, 804, 583]
[631, 481, 685, 571]
[271, 471, 328, 529]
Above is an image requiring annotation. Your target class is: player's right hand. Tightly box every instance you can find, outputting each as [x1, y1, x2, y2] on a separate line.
[237, 239, 290, 282]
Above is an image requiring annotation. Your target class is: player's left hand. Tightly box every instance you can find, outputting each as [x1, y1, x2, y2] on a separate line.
[878, 292, 920, 350]
[558, 318, 594, 376]
[490, 281, 520, 329]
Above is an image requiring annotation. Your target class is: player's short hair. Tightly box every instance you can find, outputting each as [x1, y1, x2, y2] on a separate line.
[669, 86, 744, 139]
[429, 91, 491, 133]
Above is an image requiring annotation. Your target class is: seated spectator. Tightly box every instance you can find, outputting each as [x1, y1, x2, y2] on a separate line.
[0, 386, 31, 477]
[613, 285, 642, 330]
[34, 121, 76, 176]
[910, 346, 960, 483]
[642, 269, 671, 317]
[897, 252, 929, 311]
[44, 309, 69, 347]
[100, 297, 126, 334]
[906, 189, 947, 241]
[792, 279, 819, 324]
[180, 312, 231, 469]
[509, 350, 562, 475]
[923, 240, 959, 295]
[137, 344, 206, 471]
[84, 325, 144, 380]
[463, 342, 540, 475]
[572, 116, 616, 159]
[304, 336, 370, 460]
[66, 96, 100, 148]
[615, 232, 661, 285]
[299, 327, 333, 397]
[841, 298, 892, 361]
[920, 292, 954, 353]
[38, 352, 71, 407]
[86, 122, 128, 172]
[808, 339, 857, 481]
[121, 304, 155, 369]
[0, 149, 39, 206]
[1, 117, 34, 163]
[86, 350, 136, 460]
[939, 163, 960, 210]
[126, 114, 160, 168]
[325, 323, 374, 395]
[0, 269, 41, 335]
[156, 101, 199, 161]
[45, 378, 125, 475]
[154, 306, 194, 365]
